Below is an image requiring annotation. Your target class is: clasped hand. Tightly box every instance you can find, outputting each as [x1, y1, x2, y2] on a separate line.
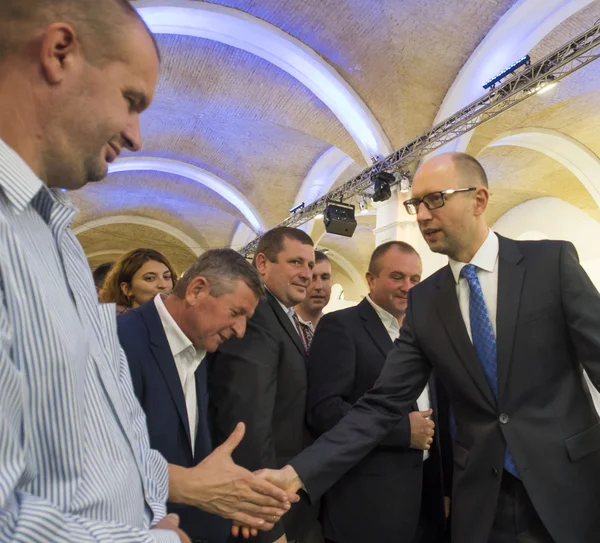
[231, 465, 302, 539]
[409, 409, 435, 450]
[169, 423, 299, 535]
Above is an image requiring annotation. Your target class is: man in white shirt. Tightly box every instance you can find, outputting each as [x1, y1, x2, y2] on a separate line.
[118, 248, 300, 543]
[248, 152, 600, 543]
[305, 242, 449, 543]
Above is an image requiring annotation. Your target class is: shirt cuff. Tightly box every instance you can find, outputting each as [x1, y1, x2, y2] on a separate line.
[149, 529, 184, 543]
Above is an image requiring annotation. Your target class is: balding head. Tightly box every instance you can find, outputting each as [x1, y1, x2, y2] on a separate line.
[409, 152, 491, 262]
[414, 152, 487, 192]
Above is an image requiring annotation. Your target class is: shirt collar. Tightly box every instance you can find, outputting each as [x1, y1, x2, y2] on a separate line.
[266, 287, 294, 316]
[449, 229, 499, 284]
[295, 312, 314, 330]
[154, 294, 196, 358]
[0, 138, 77, 221]
[366, 294, 399, 331]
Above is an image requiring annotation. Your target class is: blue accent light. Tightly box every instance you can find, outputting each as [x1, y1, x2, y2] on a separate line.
[483, 55, 531, 89]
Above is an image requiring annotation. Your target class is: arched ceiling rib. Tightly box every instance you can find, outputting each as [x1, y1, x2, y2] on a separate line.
[135, 0, 392, 162]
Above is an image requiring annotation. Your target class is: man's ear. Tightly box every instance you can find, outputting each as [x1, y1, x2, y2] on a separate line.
[473, 186, 490, 217]
[254, 253, 268, 276]
[366, 271, 375, 291]
[39, 23, 81, 85]
[185, 276, 210, 305]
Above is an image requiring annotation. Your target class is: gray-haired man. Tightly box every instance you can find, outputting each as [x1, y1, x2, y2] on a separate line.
[118, 249, 299, 543]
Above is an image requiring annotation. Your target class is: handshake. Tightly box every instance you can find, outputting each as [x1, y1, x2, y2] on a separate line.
[168, 412, 435, 541]
[166, 422, 303, 541]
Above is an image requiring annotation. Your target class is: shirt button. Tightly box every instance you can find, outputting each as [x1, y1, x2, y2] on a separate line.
[491, 468, 499, 476]
[499, 414, 509, 424]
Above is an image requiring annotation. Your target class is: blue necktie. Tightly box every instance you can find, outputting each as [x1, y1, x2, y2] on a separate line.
[461, 264, 519, 478]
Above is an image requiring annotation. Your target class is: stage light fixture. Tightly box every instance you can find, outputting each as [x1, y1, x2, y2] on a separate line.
[483, 55, 531, 90]
[323, 200, 357, 237]
[372, 171, 394, 202]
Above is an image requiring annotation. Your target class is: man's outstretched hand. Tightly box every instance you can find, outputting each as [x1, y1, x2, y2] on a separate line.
[169, 423, 299, 532]
[231, 465, 303, 539]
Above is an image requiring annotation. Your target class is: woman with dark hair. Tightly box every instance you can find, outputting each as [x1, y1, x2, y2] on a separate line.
[102, 248, 177, 312]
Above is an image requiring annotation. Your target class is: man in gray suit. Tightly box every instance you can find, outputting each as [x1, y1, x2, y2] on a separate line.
[241, 152, 600, 543]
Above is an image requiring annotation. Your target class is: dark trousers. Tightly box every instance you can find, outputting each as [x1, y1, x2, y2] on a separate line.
[411, 458, 444, 543]
[488, 471, 555, 543]
[325, 459, 444, 543]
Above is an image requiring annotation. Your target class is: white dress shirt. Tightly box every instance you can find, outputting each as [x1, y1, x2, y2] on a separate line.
[449, 229, 499, 341]
[366, 294, 431, 460]
[154, 294, 205, 456]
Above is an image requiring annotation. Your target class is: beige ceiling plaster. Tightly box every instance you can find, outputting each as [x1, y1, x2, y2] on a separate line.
[486, 128, 600, 207]
[73, 216, 204, 256]
[71, 170, 240, 250]
[477, 145, 600, 226]
[109, 156, 266, 232]
[77, 223, 199, 274]
[136, 0, 392, 162]
[209, 0, 518, 149]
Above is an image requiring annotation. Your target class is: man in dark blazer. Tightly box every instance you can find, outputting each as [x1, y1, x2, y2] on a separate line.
[247, 152, 600, 543]
[306, 241, 450, 543]
[118, 249, 298, 543]
[208, 227, 322, 543]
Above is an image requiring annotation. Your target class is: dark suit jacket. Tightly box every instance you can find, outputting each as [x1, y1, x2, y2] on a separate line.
[290, 236, 600, 543]
[306, 298, 448, 543]
[207, 291, 320, 543]
[118, 300, 230, 543]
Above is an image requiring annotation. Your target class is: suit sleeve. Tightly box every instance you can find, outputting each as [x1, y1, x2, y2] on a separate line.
[306, 313, 356, 435]
[208, 314, 285, 542]
[290, 291, 432, 501]
[117, 315, 144, 403]
[433, 376, 453, 496]
[560, 242, 600, 389]
[307, 313, 412, 448]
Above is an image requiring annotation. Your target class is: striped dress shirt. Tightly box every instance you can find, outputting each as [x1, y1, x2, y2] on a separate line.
[0, 139, 178, 542]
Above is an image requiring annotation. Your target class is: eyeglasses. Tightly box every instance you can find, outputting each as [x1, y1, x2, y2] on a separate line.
[403, 188, 477, 215]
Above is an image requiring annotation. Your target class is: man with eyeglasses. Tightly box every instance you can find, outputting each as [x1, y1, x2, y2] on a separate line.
[238, 152, 600, 543]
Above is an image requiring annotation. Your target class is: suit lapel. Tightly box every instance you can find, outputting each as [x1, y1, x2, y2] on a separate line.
[496, 236, 524, 402]
[266, 291, 306, 356]
[435, 266, 496, 408]
[358, 298, 394, 357]
[141, 302, 192, 447]
[358, 298, 420, 410]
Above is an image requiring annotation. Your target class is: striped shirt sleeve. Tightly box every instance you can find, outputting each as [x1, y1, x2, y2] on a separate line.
[0, 288, 179, 543]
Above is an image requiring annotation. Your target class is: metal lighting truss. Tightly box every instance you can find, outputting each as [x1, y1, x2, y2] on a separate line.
[240, 22, 600, 257]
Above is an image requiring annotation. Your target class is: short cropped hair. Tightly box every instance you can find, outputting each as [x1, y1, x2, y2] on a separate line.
[0, 0, 159, 64]
[314, 250, 329, 264]
[451, 152, 489, 188]
[368, 241, 420, 276]
[253, 227, 314, 266]
[92, 262, 114, 290]
[173, 248, 264, 300]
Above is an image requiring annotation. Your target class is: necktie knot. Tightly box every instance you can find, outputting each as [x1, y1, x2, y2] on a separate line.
[460, 263, 478, 282]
